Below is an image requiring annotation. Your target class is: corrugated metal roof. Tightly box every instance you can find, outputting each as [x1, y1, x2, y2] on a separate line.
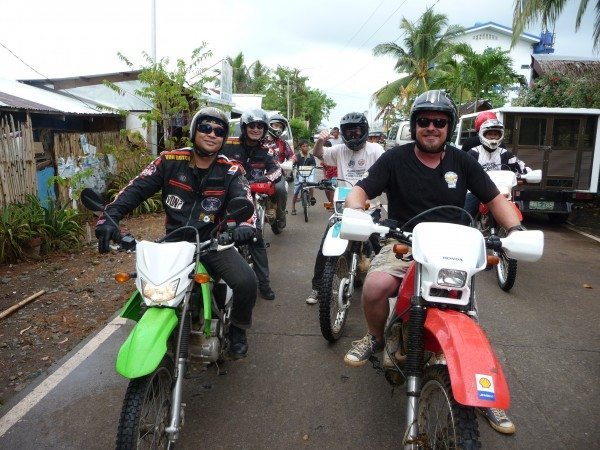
[0, 78, 113, 115]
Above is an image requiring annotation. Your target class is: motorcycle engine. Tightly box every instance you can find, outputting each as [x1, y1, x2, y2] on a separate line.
[190, 333, 220, 362]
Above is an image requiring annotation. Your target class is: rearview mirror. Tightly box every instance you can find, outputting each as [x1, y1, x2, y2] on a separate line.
[226, 197, 254, 223]
[80, 188, 105, 213]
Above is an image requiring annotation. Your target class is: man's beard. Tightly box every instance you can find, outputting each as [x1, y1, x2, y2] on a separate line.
[416, 137, 446, 154]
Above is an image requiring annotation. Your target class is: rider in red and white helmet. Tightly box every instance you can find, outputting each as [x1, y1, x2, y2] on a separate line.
[460, 110, 498, 152]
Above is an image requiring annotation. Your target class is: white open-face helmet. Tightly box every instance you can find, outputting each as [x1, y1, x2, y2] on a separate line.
[479, 119, 504, 151]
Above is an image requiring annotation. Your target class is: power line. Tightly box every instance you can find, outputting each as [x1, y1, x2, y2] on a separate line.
[326, 0, 440, 91]
[340, 0, 387, 51]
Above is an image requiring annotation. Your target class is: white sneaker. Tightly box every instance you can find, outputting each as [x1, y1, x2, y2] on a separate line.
[306, 289, 318, 304]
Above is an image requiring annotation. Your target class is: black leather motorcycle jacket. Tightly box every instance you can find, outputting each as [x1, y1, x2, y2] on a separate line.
[104, 148, 255, 241]
[221, 138, 282, 183]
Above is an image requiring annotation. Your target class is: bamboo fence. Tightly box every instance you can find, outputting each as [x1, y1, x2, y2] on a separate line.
[0, 115, 37, 207]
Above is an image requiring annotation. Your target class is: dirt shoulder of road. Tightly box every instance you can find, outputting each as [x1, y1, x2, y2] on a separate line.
[0, 213, 165, 408]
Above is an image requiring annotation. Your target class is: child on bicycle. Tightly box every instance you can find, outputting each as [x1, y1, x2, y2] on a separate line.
[291, 139, 317, 215]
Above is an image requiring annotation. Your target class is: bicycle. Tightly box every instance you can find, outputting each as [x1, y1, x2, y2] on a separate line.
[294, 165, 329, 222]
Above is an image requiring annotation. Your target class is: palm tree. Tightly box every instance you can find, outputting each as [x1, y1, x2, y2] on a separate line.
[371, 8, 463, 117]
[431, 58, 473, 107]
[227, 52, 251, 93]
[512, 0, 600, 52]
[451, 44, 526, 112]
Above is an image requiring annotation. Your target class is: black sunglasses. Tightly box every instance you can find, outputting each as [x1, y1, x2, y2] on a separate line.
[197, 122, 226, 138]
[416, 117, 448, 129]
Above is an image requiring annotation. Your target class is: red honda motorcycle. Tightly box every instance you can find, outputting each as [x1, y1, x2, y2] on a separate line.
[340, 207, 544, 449]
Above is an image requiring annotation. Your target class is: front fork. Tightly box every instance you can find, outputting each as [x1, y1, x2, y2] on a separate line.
[340, 242, 361, 308]
[165, 288, 194, 441]
[404, 265, 427, 449]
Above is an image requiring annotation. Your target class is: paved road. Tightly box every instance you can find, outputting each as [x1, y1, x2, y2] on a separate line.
[1, 189, 599, 449]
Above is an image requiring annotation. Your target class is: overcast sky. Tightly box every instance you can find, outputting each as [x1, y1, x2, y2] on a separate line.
[0, 0, 597, 127]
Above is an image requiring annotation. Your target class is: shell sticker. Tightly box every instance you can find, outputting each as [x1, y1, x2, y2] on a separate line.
[476, 374, 496, 401]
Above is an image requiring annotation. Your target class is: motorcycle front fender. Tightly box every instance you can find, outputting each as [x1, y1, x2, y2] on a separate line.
[116, 307, 178, 379]
[120, 290, 143, 322]
[322, 222, 349, 257]
[424, 308, 510, 409]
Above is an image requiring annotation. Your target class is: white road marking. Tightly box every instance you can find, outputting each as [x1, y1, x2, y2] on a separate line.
[0, 316, 127, 437]
[564, 224, 600, 243]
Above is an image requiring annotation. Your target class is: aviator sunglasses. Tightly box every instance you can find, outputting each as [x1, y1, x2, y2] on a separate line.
[197, 122, 227, 138]
[416, 117, 448, 129]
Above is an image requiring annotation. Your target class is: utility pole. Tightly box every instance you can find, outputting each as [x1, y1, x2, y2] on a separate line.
[286, 76, 290, 119]
[149, 0, 158, 155]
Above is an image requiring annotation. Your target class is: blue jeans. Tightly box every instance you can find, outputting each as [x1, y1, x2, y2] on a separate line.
[463, 192, 480, 226]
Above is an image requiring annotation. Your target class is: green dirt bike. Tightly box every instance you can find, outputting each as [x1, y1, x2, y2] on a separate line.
[81, 188, 254, 450]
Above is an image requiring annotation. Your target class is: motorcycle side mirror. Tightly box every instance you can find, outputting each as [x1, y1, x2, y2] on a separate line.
[226, 197, 255, 223]
[521, 169, 542, 184]
[80, 188, 106, 213]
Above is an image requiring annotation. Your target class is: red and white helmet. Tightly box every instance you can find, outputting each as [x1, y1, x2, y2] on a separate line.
[474, 111, 497, 132]
[478, 119, 504, 151]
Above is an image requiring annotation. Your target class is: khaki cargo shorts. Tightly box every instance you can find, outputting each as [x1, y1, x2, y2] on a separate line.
[368, 240, 412, 279]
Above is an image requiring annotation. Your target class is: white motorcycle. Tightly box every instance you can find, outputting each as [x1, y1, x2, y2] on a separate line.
[319, 185, 380, 342]
[477, 169, 542, 291]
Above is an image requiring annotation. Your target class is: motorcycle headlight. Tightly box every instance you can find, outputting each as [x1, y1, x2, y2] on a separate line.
[437, 269, 467, 288]
[141, 279, 180, 304]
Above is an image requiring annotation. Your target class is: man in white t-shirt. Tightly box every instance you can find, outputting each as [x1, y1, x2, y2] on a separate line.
[306, 112, 384, 304]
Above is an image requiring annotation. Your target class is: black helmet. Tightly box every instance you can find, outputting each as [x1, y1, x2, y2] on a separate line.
[189, 107, 229, 155]
[409, 90, 457, 141]
[241, 108, 269, 140]
[340, 112, 369, 151]
[268, 113, 289, 138]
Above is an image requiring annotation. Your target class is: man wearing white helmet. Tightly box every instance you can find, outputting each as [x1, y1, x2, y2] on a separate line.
[463, 118, 532, 220]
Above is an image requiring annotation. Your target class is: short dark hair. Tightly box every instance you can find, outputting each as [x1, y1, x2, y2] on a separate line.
[298, 139, 309, 147]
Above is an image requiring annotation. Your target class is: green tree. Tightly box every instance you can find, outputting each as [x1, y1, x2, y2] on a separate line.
[109, 44, 215, 150]
[512, 0, 600, 52]
[447, 45, 526, 112]
[227, 52, 252, 93]
[372, 8, 463, 117]
[513, 70, 600, 107]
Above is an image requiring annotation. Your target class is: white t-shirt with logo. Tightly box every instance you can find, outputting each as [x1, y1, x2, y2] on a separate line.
[322, 142, 384, 186]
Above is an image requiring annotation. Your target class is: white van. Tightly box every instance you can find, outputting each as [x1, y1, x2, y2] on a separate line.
[385, 120, 411, 150]
[455, 107, 600, 223]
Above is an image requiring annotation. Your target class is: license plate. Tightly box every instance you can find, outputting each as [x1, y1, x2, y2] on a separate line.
[529, 201, 554, 210]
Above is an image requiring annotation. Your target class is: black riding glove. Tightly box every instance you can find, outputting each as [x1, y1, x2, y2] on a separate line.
[232, 226, 256, 245]
[95, 217, 120, 253]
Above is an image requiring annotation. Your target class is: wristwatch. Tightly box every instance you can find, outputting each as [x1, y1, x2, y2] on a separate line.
[507, 224, 527, 233]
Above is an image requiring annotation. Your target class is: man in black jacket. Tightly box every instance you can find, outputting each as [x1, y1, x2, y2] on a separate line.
[95, 107, 257, 358]
[221, 109, 280, 301]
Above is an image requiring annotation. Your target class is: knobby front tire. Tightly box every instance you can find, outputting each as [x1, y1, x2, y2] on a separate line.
[496, 250, 517, 292]
[417, 365, 481, 449]
[318, 255, 350, 342]
[496, 227, 517, 292]
[116, 356, 175, 450]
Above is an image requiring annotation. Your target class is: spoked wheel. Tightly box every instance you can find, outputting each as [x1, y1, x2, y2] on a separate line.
[417, 365, 481, 450]
[116, 356, 175, 450]
[301, 190, 309, 222]
[495, 227, 517, 292]
[318, 255, 350, 342]
[495, 249, 517, 292]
